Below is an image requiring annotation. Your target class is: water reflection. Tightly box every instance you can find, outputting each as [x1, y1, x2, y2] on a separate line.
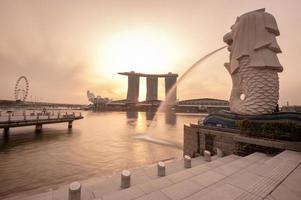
[0, 128, 76, 151]
[0, 111, 203, 198]
[126, 111, 174, 125]
[126, 111, 138, 119]
[165, 111, 177, 125]
[146, 111, 156, 121]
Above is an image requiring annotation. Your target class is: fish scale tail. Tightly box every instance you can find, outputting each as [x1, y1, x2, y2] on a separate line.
[238, 56, 279, 115]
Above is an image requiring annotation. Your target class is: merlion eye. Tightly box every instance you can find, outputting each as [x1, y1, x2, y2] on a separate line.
[240, 93, 246, 101]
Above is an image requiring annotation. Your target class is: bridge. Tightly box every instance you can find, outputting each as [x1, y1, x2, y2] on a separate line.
[0, 111, 83, 137]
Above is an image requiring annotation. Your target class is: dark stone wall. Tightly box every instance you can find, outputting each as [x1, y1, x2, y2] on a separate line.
[183, 124, 237, 157]
[183, 124, 199, 157]
[183, 124, 301, 157]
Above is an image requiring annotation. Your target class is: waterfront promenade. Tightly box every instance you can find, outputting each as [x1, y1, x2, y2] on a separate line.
[5, 150, 301, 200]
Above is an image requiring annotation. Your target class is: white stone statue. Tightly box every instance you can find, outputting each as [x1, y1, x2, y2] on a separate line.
[223, 8, 283, 115]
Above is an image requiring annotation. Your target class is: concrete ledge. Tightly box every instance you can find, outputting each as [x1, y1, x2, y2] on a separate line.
[234, 135, 301, 152]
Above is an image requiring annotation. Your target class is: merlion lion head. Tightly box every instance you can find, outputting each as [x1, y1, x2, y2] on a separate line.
[223, 9, 283, 115]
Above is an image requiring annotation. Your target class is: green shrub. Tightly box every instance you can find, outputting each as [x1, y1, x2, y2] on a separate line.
[237, 119, 301, 141]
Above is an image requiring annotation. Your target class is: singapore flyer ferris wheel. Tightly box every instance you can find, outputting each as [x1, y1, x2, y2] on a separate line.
[14, 76, 29, 102]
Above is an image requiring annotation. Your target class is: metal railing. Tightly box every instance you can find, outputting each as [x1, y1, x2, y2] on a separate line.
[0, 111, 82, 123]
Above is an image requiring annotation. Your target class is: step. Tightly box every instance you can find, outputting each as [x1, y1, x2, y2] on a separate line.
[98, 154, 244, 200]
[183, 150, 301, 200]
[10, 150, 296, 200]
[100, 152, 265, 200]
[89, 155, 235, 199]
[265, 163, 301, 200]
[5, 155, 222, 200]
[234, 150, 301, 200]
[86, 151, 299, 200]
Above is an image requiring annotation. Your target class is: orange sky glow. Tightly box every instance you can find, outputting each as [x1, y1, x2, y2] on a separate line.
[0, 0, 300, 105]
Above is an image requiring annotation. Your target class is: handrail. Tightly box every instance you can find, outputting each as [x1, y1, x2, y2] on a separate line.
[0, 111, 82, 123]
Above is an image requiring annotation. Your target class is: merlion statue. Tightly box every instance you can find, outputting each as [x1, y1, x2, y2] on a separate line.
[223, 8, 283, 115]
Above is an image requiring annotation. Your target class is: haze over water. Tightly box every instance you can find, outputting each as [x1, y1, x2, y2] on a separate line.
[0, 111, 205, 198]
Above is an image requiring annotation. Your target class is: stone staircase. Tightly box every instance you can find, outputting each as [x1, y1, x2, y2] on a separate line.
[6, 150, 301, 200]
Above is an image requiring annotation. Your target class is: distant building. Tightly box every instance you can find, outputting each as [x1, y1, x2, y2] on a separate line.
[87, 90, 112, 106]
[118, 72, 178, 105]
[178, 98, 229, 106]
[281, 106, 301, 112]
[176, 98, 229, 113]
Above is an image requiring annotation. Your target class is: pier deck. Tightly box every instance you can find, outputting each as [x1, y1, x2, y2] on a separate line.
[0, 111, 83, 135]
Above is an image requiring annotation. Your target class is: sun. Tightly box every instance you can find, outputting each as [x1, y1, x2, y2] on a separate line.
[97, 29, 181, 76]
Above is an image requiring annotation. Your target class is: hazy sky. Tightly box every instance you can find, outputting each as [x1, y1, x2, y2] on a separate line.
[0, 0, 300, 105]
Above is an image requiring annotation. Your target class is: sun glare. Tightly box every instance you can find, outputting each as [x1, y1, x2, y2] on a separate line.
[98, 30, 181, 75]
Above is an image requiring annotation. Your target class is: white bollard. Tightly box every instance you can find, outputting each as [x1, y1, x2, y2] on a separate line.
[157, 161, 166, 177]
[204, 150, 211, 162]
[184, 155, 191, 168]
[121, 170, 131, 189]
[217, 148, 223, 158]
[68, 181, 81, 200]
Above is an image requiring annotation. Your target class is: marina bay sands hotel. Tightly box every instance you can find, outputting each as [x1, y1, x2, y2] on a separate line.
[118, 71, 178, 104]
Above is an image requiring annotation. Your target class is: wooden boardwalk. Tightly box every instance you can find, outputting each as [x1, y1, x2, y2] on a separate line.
[0, 111, 83, 136]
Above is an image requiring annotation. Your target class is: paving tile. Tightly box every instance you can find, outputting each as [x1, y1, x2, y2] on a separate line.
[280, 165, 301, 197]
[90, 175, 121, 198]
[165, 159, 185, 175]
[141, 165, 159, 180]
[264, 195, 276, 200]
[204, 160, 224, 168]
[265, 156, 299, 167]
[184, 183, 244, 200]
[137, 177, 173, 194]
[244, 177, 279, 198]
[228, 158, 253, 169]
[186, 163, 210, 175]
[272, 150, 301, 164]
[191, 157, 206, 167]
[218, 155, 241, 164]
[213, 163, 241, 176]
[269, 184, 301, 200]
[16, 192, 52, 200]
[166, 170, 194, 183]
[236, 151, 301, 199]
[131, 170, 153, 185]
[224, 170, 262, 190]
[136, 191, 170, 200]
[246, 162, 273, 177]
[12, 153, 301, 200]
[191, 170, 225, 187]
[243, 152, 269, 162]
[51, 186, 68, 200]
[102, 186, 145, 200]
[161, 180, 203, 200]
[235, 192, 263, 200]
